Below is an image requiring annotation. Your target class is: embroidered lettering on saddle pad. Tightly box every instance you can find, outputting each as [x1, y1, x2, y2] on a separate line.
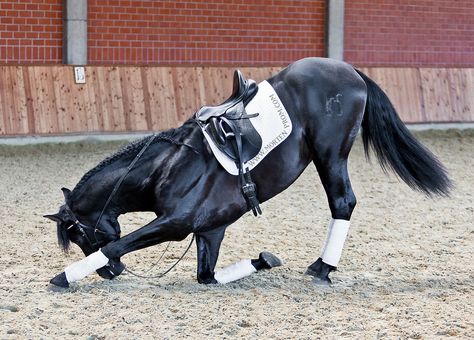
[202, 80, 292, 175]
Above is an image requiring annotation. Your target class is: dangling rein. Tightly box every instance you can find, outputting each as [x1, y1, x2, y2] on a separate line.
[90, 135, 195, 281]
[52, 134, 199, 287]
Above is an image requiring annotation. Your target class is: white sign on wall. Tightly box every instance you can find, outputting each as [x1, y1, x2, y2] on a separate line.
[74, 66, 86, 84]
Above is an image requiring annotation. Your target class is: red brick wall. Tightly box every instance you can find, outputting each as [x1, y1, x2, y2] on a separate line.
[88, 0, 326, 65]
[0, 0, 62, 64]
[2, 1, 473, 67]
[344, 0, 474, 67]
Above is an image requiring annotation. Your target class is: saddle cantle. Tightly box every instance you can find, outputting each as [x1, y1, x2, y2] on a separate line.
[196, 70, 258, 121]
[195, 70, 262, 216]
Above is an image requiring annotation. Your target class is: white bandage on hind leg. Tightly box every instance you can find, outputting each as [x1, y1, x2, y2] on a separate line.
[64, 250, 109, 283]
[214, 259, 257, 284]
[321, 219, 350, 267]
[320, 219, 335, 257]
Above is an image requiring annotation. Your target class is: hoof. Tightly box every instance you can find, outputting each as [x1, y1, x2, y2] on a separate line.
[259, 251, 282, 269]
[305, 257, 336, 284]
[50, 272, 69, 288]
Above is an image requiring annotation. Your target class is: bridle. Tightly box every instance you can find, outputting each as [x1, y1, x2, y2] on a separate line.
[64, 204, 107, 248]
[64, 133, 196, 278]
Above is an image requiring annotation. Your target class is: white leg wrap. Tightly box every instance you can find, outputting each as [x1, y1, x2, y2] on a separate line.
[214, 259, 257, 284]
[321, 219, 350, 267]
[64, 250, 109, 283]
[320, 219, 335, 257]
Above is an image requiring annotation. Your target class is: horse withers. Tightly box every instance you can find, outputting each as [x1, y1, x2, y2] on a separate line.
[45, 57, 451, 288]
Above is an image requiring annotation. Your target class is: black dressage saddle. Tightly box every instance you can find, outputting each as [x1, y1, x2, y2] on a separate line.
[195, 70, 262, 215]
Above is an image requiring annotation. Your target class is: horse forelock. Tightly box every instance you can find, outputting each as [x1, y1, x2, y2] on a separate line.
[56, 220, 71, 252]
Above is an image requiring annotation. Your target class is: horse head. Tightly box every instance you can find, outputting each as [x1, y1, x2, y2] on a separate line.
[44, 187, 124, 279]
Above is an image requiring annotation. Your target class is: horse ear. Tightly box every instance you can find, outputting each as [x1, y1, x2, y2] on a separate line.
[44, 213, 62, 223]
[61, 187, 72, 202]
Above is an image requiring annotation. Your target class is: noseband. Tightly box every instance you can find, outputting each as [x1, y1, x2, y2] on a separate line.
[63, 204, 110, 248]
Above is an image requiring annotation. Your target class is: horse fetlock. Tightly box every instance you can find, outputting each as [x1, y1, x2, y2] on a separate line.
[214, 259, 257, 284]
[320, 219, 350, 267]
[100, 244, 120, 260]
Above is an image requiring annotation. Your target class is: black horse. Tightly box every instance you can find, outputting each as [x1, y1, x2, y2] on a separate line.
[46, 57, 451, 287]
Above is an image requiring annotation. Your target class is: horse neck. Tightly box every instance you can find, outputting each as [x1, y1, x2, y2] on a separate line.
[71, 120, 202, 217]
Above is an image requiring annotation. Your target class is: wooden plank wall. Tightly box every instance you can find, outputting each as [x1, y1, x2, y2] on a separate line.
[0, 66, 473, 136]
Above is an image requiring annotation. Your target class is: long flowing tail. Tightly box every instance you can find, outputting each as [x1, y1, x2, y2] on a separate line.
[356, 69, 452, 196]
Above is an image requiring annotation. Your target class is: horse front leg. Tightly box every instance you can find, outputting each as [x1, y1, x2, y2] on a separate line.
[101, 217, 191, 263]
[196, 225, 283, 285]
[195, 226, 227, 284]
[50, 217, 191, 287]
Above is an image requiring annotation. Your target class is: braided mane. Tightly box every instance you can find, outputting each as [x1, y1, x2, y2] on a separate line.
[72, 127, 184, 195]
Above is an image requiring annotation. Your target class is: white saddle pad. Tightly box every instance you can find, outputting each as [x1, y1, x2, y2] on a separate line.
[202, 80, 292, 175]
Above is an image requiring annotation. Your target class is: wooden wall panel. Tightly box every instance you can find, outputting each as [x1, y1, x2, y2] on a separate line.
[8, 67, 29, 134]
[0, 66, 472, 137]
[446, 69, 474, 122]
[0, 68, 9, 134]
[364, 68, 425, 123]
[145, 67, 177, 130]
[420, 69, 453, 122]
[120, 67, 148, 131]
[106, 67, 127, 131]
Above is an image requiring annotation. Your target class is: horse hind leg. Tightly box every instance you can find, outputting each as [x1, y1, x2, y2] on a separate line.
[306, 158, 356, 284]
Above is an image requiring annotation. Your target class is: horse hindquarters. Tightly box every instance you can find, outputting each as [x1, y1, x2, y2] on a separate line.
[286, 60, 367, 283]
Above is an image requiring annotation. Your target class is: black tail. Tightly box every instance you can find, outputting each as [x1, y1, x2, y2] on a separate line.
[356, 69, 452, 197]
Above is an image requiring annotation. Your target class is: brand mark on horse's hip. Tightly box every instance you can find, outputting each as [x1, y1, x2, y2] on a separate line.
[326, 94, 343, 117]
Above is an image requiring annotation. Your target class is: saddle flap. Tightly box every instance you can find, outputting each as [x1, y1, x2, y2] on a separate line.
[204, 116, 262, 164]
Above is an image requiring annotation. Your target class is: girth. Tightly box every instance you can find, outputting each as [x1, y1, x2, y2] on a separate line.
[195, 70, 262, 216]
